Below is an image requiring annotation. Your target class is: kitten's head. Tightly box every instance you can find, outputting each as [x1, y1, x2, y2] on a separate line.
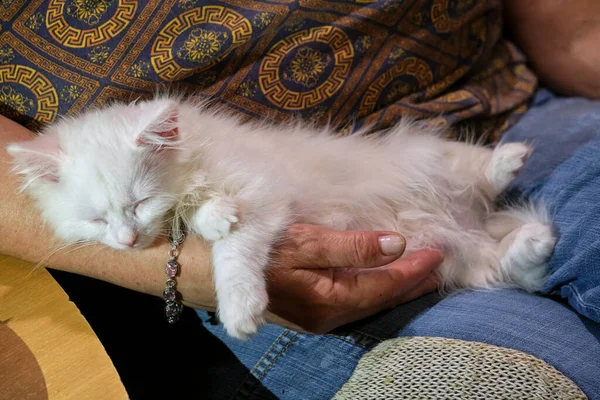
[7, 98, 184, 250]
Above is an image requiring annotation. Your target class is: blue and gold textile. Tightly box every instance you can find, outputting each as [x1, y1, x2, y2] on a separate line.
[0, 0, 536, 141]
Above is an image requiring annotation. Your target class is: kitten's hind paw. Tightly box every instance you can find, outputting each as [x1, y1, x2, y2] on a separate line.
[515, 223, 557, 266]
[192, 196, 240, 241]
[502, 222, 556, 292]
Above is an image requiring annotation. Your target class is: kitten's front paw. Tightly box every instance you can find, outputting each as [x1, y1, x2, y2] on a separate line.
[219, 289, 268, 340]
[487, 142, 531, 196]
[193, 197, 240, 241]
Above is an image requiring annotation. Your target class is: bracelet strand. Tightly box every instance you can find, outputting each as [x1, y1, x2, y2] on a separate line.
[164, 230, 185, 324]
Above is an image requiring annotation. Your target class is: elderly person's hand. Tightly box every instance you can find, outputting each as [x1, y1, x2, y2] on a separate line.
[266, 224, 443, 333]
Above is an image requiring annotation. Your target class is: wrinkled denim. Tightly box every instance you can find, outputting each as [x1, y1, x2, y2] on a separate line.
[502, 90, 600, 323]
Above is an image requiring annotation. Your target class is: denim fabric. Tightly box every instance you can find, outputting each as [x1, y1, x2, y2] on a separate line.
[197, 90, 600, 399]
[502, 90, 600, 323]
[198, 290, 600, 399]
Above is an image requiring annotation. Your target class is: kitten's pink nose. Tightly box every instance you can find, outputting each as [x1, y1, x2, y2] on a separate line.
[118, 230, 138, 247]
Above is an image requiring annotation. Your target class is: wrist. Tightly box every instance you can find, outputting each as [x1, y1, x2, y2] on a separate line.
[172, 235, 216, 310]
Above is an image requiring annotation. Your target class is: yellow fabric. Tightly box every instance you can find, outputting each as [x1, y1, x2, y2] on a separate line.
[0, 255, 128, 399]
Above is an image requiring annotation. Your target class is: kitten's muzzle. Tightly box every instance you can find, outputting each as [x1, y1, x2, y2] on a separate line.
[118, 229, 138, 247]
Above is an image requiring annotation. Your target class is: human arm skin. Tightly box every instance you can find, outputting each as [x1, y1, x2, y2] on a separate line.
[504, 0, 600, 98]
[0, 115, 442, 332]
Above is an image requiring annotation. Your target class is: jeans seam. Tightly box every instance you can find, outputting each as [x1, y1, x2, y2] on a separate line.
[353, 330, 385, 343]
[250, 331, 289, 377]
[568, 283, 600, 313]
[326, 330, 382, 349]
[233, 330, 298, 399]
[254, 331, 297, 381]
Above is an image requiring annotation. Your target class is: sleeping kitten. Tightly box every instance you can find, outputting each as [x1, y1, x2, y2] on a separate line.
[6, 97, 556, 339]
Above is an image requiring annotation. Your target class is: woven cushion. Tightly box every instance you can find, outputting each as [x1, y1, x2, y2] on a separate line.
[333, 337, 587, 400]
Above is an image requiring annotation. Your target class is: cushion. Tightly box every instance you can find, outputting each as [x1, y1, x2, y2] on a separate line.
[333, 337, 587, 399]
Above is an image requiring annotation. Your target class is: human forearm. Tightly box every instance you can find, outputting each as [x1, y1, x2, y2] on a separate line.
[0, 115, 216, 309]
[504, 0, 600, 98]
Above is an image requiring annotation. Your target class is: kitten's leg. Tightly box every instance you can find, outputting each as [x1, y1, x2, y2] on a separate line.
[482, 145, 552, 291]
[211, 206, 289, 340]
[484, 211, 524, 240]
[486, 209, 556, 292]
[485, 143, 531, 198]
[437, 221, 555, 292]
[442, 141, 531, 199]
[190, 196, 240, 241]
[439, 141, 551, 291]
[498, 223, 556, 292]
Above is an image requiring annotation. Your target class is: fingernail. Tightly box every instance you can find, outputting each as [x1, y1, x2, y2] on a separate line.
[378, 234, 406, 256]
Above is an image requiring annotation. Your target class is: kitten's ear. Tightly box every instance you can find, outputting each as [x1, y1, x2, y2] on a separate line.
[6, 133, 62, 184]
[135, 99, 179, 149]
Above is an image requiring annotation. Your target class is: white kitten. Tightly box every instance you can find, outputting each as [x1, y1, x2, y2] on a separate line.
[7, 97, 556, 339]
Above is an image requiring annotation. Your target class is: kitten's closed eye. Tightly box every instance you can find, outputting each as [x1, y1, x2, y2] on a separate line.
[133, 197, 152, 216]
[92, 218, 108, 224]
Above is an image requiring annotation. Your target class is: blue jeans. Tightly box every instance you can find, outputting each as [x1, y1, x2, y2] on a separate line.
[197, 90, 600, 399]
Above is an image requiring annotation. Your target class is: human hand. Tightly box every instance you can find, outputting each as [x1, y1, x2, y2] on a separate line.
[266, 224, 443, 333]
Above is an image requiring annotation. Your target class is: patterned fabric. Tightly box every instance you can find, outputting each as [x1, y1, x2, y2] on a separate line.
[0, 0, 536, 142]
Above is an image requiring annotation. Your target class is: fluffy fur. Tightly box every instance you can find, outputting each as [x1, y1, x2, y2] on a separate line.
[6, 97, 557, 339]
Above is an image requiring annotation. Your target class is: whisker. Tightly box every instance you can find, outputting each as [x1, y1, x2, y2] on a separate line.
[27, 240, 98, 277]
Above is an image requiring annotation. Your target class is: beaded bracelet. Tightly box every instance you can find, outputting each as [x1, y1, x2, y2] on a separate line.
[163, 230, 185, 324]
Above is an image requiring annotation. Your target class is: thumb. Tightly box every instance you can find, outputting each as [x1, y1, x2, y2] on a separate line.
[280, 224, 406, 269]
[340, 249, 444, 313]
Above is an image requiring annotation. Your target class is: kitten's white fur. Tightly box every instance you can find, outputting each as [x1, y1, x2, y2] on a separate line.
[6, 97, 556, 339]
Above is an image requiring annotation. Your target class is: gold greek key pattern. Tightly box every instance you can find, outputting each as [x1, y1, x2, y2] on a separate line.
[259, 26, 353, 110]
[13, 0, 156, 77]
[46, 0, 137, 48]
[0, 64, 58, 124]
[360, 57, 433, 116]
[151, 6, 252, 81]
[0, 0, 27, 21]
[0, 0, 536, 142]
[431, 0, 477, 33]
